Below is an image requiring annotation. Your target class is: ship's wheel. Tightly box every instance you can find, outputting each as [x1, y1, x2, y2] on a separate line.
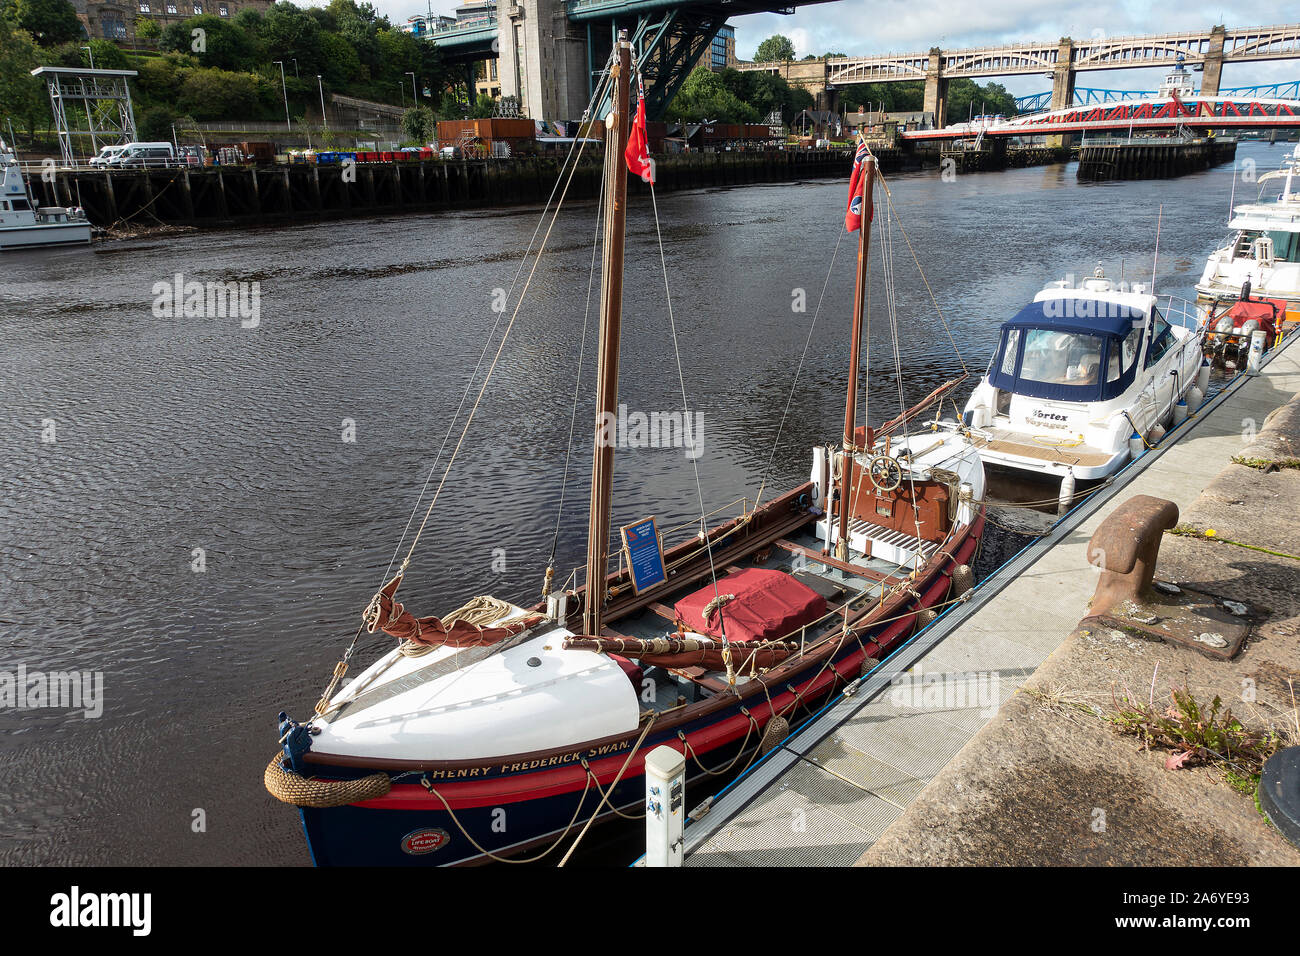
[868, 455, 903, 491]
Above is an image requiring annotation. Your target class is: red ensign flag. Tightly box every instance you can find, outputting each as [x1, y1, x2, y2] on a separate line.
[844, 138, 873, 232]
[624, 96, 656, 184]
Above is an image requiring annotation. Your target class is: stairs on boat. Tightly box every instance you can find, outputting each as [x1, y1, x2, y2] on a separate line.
[848, 517, 939, 566]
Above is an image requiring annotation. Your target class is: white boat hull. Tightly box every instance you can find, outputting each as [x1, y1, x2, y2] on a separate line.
[0, 220, 92, 250]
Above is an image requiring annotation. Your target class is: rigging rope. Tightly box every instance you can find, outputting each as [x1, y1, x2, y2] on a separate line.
[545, 167, 606, 579]
[752, 225, 848, 512]
[642, 62, 737, 689]
[311, 59, 617, 714]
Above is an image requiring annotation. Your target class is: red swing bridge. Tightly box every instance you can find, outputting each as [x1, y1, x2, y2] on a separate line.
[902, 91, 1300, 142]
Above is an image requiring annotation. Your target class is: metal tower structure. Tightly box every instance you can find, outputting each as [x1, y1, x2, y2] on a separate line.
[31, 67, 139, 166]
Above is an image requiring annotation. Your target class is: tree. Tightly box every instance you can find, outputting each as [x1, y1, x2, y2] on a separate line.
[0, 20, 48, 139]
[135, 16, 161, 40]
[667, 66, 758, 123]
[754, 34, 795, 63]
[943, 78, 1018, 124]
[160, 15, 262, 72]
[12, 0, 80, 46]
[401, 104, 434, 143]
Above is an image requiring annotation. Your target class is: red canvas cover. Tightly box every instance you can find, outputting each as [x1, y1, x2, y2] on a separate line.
[1227, 298, 1285, 327]
[673, 568, 827, 643]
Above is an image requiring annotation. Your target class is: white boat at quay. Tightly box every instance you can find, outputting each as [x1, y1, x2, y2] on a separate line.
[1196, 144, 1300, 322]
[962, 267, 1207, 500]
[0, 139, 91, 250]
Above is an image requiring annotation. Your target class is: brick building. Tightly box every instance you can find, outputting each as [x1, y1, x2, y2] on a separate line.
[72, 0, 276, 41]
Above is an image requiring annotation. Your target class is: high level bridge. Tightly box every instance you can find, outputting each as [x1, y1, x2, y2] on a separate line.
[740, 23, 1300, 119]
[427, 16, 1300, 131]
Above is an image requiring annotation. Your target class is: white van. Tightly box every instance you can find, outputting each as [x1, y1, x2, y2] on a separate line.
[108, 142, 176, 168]
[89, 144, 127, 168]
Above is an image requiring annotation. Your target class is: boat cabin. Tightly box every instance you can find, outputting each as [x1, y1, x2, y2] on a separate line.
[984, 299, 1152, 407]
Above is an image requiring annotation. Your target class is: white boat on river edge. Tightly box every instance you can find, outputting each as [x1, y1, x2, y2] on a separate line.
[1196, 144, 1300, 320]
[963, 267, 1207, 490]
[0, 140, 91, 251]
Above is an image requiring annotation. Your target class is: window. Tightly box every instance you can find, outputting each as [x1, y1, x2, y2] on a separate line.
[13, 198, 29, 211]
[193, 2, 203, 12]
[139, 1, 150, 10]
[1108, 325, 1142, 383]
[1265, 230, 1299, 263]
[1145, 312, 1173, 367]
[219, 3, 228, 13]
[998, 328, 1021, 376]
[166, 2, 177, 12]
[1019, 329, 1106, 386]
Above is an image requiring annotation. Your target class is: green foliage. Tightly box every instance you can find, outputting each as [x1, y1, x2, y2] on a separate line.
[176, 67, 275, 121]
[84, 37, 128, 69]
[11, 0, 79, 46]
[161, 15, 263, 72]
[840, 81, 925, 112]
[138, 103, 177, 142]
[0, 19, 48, 139]
[838, 78, 1018, 123]
[944, 79, 1018, 124]
[1110, 685, 1282, 791]
[12, 0, 455, 131]
[670, 67, 809, 125]
[668, 66, 757, 123]
[753, 34, 795, 63]
[400, 104, 434, 143]
[135, 16, 161, 40]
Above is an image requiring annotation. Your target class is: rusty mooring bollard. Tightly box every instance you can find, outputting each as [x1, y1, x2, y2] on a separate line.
[1085, 495, 1180, 618]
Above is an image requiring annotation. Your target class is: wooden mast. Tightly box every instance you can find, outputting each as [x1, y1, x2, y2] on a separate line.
[836, 148, 876, 560]
[583, 32, 633, 637]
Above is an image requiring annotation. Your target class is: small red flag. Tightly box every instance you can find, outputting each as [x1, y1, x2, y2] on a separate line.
[624, 96, 656, 184]
[844, 138, 873, 232]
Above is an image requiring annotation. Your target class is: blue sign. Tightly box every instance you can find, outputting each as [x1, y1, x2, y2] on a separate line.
[622, 517, 667, 594]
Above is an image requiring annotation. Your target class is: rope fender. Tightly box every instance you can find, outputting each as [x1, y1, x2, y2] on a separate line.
[263, 753, 391, 809]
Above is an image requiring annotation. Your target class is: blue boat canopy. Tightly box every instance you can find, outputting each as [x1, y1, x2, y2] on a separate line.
[988, 299, 1152, 403]
[1003, 299, 1147, 337]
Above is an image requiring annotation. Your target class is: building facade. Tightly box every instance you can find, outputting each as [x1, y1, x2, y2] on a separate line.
[72, 0, 277, 41]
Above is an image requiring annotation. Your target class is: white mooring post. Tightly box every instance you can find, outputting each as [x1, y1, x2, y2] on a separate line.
[644, 745, 686, 867]
[1247, 329, 1267, 374]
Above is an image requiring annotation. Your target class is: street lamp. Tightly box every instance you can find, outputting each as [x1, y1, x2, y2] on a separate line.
[291, 58, 299, 78]
[81, 45, 95, 69]
[273, 61, 290, 131]
[398, 83, 405, 109]
[317, 75, 327, 130]
[406, 71, 418, 104]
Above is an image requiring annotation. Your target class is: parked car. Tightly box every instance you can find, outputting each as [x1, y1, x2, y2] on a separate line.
[88, 145, 127, 168]
[108, 142, 177, 168]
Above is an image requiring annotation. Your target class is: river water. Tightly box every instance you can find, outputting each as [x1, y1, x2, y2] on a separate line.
[0, 140, 1281, 865]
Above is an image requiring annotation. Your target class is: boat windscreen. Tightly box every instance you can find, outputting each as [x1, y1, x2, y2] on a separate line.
[990, 325, 1140, 402]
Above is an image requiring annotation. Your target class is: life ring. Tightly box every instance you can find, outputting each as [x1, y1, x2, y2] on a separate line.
[263, 753, 391, 809]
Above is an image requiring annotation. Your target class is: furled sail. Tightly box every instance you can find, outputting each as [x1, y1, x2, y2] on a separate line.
[363, 574, 540, 648]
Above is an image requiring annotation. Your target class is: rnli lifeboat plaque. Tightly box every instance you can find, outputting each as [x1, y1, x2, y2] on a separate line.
[400, 827, 451, 856]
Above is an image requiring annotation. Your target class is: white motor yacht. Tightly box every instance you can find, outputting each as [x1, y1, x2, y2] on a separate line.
[963, 267, 1207, 491]
[1196, 144, 1300, 323]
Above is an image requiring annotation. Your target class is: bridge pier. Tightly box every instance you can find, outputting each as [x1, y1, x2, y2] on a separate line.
[498, 0, 588, 121]
[923, 48, 947, 126]
[1201, 24, 1226, 96]
[1047, 38, 1076, 147]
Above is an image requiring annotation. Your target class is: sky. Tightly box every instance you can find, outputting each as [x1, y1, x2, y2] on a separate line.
[353, 0, 1300, 96]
